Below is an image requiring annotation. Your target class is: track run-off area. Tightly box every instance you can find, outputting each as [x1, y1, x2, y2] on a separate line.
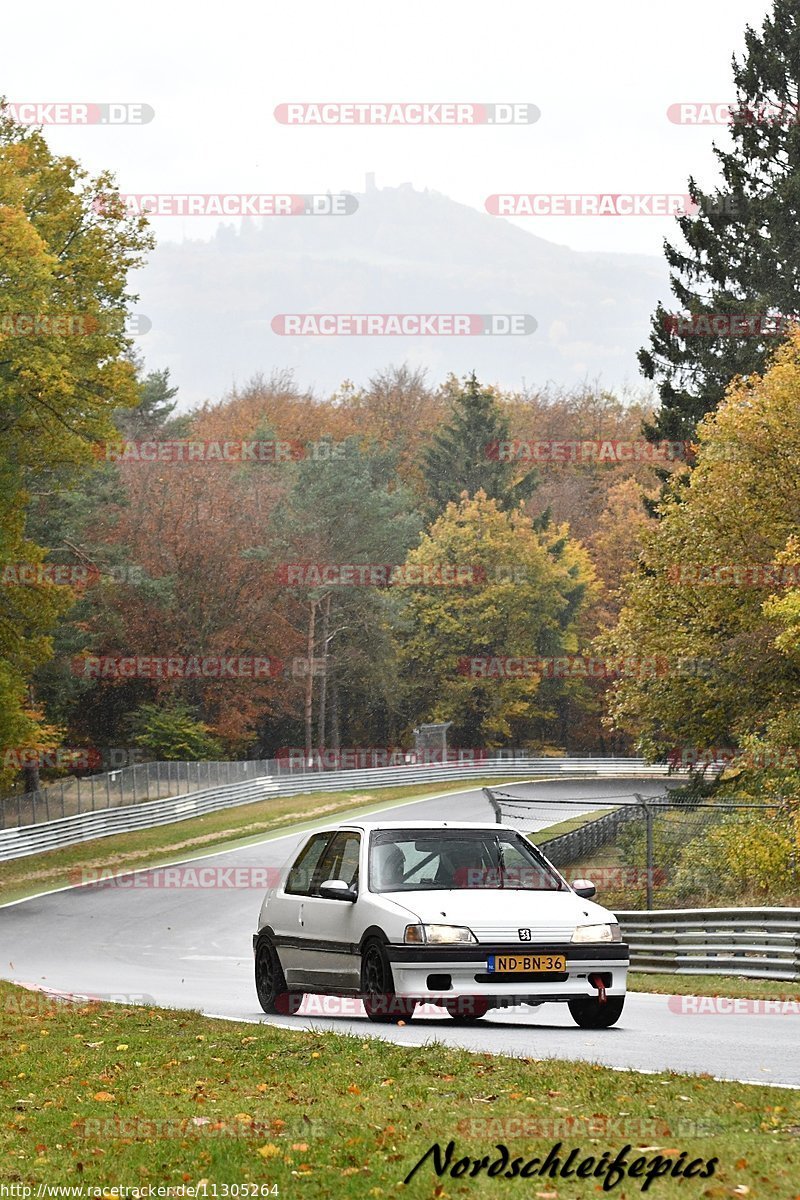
[1, 778, 796, 1088]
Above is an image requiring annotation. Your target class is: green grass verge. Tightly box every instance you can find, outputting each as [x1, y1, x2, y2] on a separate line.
[0, 981, 797, 1197]
[0, 777, 524, 907]
[530, 808, 612, 844]
[628, 973, 800, 1001]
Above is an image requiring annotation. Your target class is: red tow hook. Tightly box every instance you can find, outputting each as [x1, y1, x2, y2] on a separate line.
[589, 973, 608, 1005]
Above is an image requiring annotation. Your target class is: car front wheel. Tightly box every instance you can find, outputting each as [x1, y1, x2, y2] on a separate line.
[567, 994, 624, 1028]
[361, 940, 416, 1024]
[255, 937, 303, 1015]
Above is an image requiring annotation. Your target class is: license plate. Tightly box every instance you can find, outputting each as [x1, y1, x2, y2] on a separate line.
[487, 953, 566, 974]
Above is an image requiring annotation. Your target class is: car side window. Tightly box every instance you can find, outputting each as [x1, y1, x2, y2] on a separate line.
[314, 831, 361, 896]
[285, 833, 333, 896]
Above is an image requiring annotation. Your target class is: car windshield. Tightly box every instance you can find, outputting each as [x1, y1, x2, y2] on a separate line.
[369, 829, 566, 893]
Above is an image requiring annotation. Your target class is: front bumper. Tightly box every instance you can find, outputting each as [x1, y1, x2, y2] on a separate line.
[384, 942, 629, 1002]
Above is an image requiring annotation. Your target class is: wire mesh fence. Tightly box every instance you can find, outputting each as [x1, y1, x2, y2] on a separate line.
[0, 759, 274, 829]
[0, 753, 679, 831]
[486, 788, 799, 911]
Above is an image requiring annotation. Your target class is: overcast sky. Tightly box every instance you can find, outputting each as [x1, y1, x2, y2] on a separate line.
[2, 0, 771, 257]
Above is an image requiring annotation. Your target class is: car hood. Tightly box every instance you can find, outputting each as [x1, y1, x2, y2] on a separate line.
[383, 887, 615, 939]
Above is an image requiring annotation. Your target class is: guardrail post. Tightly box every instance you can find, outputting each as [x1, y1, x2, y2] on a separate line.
[482, 787, 502, 823]
[634, 793, 654, 910]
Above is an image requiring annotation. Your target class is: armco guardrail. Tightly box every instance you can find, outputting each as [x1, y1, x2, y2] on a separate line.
[0, 754, 685, 829]
[0, 757, 676, 862]
[0, 777, 280, 863]
[617, 908, 800, 981]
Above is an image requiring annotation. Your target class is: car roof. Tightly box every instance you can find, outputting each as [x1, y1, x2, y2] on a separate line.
[332, 821, 519, 832]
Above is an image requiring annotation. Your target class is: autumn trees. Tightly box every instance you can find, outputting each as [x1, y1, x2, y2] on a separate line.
[0, 97, 679, 783]
[398, 491, 595, 746]
[7, 355, 665, 780]
[605, 331, 800, 798]
[0, 101, 150, 789]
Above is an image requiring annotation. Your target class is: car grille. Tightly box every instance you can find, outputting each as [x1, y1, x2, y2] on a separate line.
[473, 926, 574, 944]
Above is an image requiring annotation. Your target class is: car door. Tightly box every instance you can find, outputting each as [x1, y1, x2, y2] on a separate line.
[272, 831, 334, 983]
[292, 830, 363, 993]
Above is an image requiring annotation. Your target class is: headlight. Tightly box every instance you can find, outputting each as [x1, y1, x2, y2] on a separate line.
[404, 924, 478, 944]
[571, 922, 621, 943]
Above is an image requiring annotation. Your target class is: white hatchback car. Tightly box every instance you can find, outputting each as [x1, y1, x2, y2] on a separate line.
[254, 821, 628, 1026]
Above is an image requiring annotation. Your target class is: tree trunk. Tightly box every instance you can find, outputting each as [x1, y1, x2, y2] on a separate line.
[304, 599, 317, 764]
[318, 594, 331, 750]
[331, 678, 340, 751]
[22, 761, 41, 795]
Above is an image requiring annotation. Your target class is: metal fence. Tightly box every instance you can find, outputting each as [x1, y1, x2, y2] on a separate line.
[0, 759, 276, 829]
[617, 907, 800, 980]
[0, 754, 681, 831]
[531, 804, 644, 867]
[0, 777, 280, 863]
[0, 757, 681, 861]
[486, 788, 796, 911]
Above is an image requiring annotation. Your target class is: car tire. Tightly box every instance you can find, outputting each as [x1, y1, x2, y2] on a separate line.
[255, 936, 303, 1016]
[444, 996, 490, 1022]
[361, 940, 416, 1024]
[567, 994, 625, 1028]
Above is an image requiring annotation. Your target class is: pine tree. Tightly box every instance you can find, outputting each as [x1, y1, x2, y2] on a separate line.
[113, 367, 184, 438]
[422, 373, 538, 513]
[640, 0, 800, 443]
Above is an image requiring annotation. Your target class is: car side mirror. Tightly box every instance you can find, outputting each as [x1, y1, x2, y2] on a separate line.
[319, 879, 357, 902]
[572, 879, 597, 900]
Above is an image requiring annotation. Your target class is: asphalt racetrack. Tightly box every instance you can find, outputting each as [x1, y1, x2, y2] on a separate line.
[1, 779, 795, 1087]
